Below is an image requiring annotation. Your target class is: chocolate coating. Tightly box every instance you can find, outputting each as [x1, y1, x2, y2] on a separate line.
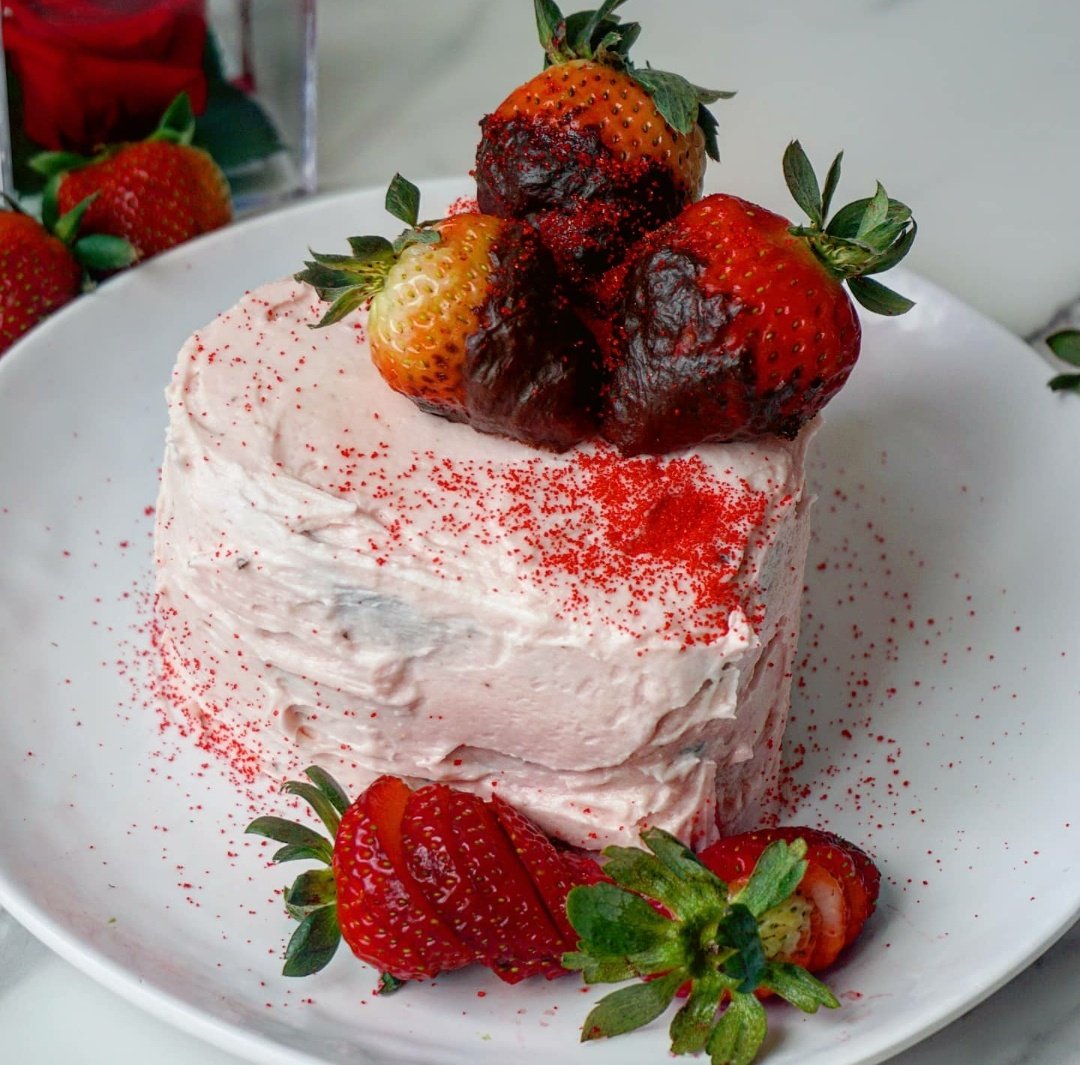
[602, 245, 809, 455]
[475, 114, 690, 286]
[465, 222, 601, 451]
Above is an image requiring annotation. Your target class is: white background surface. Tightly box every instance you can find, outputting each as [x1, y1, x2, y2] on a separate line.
[3, 1, 1079, 1063]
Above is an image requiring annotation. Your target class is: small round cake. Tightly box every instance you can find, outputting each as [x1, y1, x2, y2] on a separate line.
[154, 279, 814, 849]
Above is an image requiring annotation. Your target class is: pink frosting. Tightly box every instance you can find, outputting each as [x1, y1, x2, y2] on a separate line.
[154, 279, 815, 848]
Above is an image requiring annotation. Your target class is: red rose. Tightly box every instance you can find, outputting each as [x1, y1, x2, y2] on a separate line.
[2, 0, 208, 152]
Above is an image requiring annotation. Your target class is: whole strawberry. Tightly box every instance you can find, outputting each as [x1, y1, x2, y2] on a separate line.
[296, 174, 601, 451]
[601, 141, 917, 454]
[34, 93, 231, 263]
[475, 0, 731, 288]
[0, 195, 135, 354]
[564, 826, 881, 1065]
[0, 210, 80, 354]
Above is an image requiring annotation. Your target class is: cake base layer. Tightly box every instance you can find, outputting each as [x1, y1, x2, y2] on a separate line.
[154, 280, 814, 849]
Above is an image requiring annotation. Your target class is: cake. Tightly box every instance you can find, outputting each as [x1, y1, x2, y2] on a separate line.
[154, 8, 916, 856]
[153, 278, 815, 850]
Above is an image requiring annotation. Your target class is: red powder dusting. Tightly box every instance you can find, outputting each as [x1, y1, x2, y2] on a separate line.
[319, 442, 778, 647]
[445, 196, 480, 217]
[485, 450, 770, 644]
[148, 591, 278, 787]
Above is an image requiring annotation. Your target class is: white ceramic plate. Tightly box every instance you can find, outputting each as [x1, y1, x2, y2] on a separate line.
[0, 181, 1077, 1065]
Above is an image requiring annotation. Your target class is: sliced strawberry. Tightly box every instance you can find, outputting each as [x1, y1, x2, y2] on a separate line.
[563, 827, 844, 1058]
[698, 827, 874, 971]
[489, 792, 586, 944]
[400, 783, 499, 958]
[444, 789, 567, 983]
[796, 863, 848, 970]
[762, 827, 879, 946]
[333, 776, 474, 980]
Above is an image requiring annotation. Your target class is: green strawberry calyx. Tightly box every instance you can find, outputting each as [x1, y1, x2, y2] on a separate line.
[533, 0, 734, 160]
[246, 766, 349, 978]
[1045, 329, 1080, 393]
[294, 173, 441, 328]
[783, 140, 917, 317]
[246, 765, 407, 993]
[563, 827, 838, 1065]
[2, 190, 136, 277]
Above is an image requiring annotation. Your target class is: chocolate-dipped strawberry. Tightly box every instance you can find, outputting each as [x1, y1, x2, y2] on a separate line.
[295, 175, 600, 451]
[475, 0, 731, 288]
[601, 142, 917, 454]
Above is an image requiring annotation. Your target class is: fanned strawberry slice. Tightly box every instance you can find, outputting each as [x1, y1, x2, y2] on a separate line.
[334, 776, 474, 979]
[401, 783, 499, 957]
[489, 792, 586, 943]
[698, 827, 879, 971]
[445, 789, 568, 983]
[760, 826, 879, 947]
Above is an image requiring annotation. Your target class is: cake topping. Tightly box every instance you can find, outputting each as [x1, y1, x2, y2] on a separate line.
[475, 0, 733, 287]
[600, 141, 917, 454]
[296, 174, 601, 451]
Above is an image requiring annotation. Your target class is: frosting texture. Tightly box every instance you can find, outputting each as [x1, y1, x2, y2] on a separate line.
[154, 279, 814, 848]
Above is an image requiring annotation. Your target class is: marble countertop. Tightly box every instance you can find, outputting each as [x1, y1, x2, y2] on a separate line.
[3, 1, 1078, 1062]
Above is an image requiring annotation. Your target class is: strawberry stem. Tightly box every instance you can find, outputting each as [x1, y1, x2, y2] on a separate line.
[531, 0, 732, 158]
[246, 767, 358, 977]
[149, 92, 196, 147]
[783, 140, 917, 316]
[1046, 329, 1080, 393]
[296, 175, 443, 328]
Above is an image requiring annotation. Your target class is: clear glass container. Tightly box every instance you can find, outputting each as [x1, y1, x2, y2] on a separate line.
[0, 0, 317, 216]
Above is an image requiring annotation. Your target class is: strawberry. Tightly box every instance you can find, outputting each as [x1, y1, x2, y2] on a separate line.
[337, 775, 475, 979]
[564, 826, 880, 1064]
[698, 827, 883, 973]
[758, 826, 880, 944]
[0, 209, 81, 355]
[295, 174, 601, 451]
[247, 770, 471, 981]
[601, 141, 917, 455]
[489, 792, 587, 943]
[400, 783, 570, 983]
[442, 789, 569, 982]
[247, 768, 602, 984]
[0, 194, 135, 355]
[475, 0, 731, 287]
[34, 93, 231, 263]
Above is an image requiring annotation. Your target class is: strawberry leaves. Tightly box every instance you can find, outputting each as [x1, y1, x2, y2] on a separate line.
[246, 766, 346, 976]
[565, 828, 838, 1065]
[532, 0, 732, 158]
[784, 140, 917, 317]
[1046, 329, 1080, 392]
[385, 172, 422, 228]
[297, 174, 441, 328]
[536, 0, 635, 65]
